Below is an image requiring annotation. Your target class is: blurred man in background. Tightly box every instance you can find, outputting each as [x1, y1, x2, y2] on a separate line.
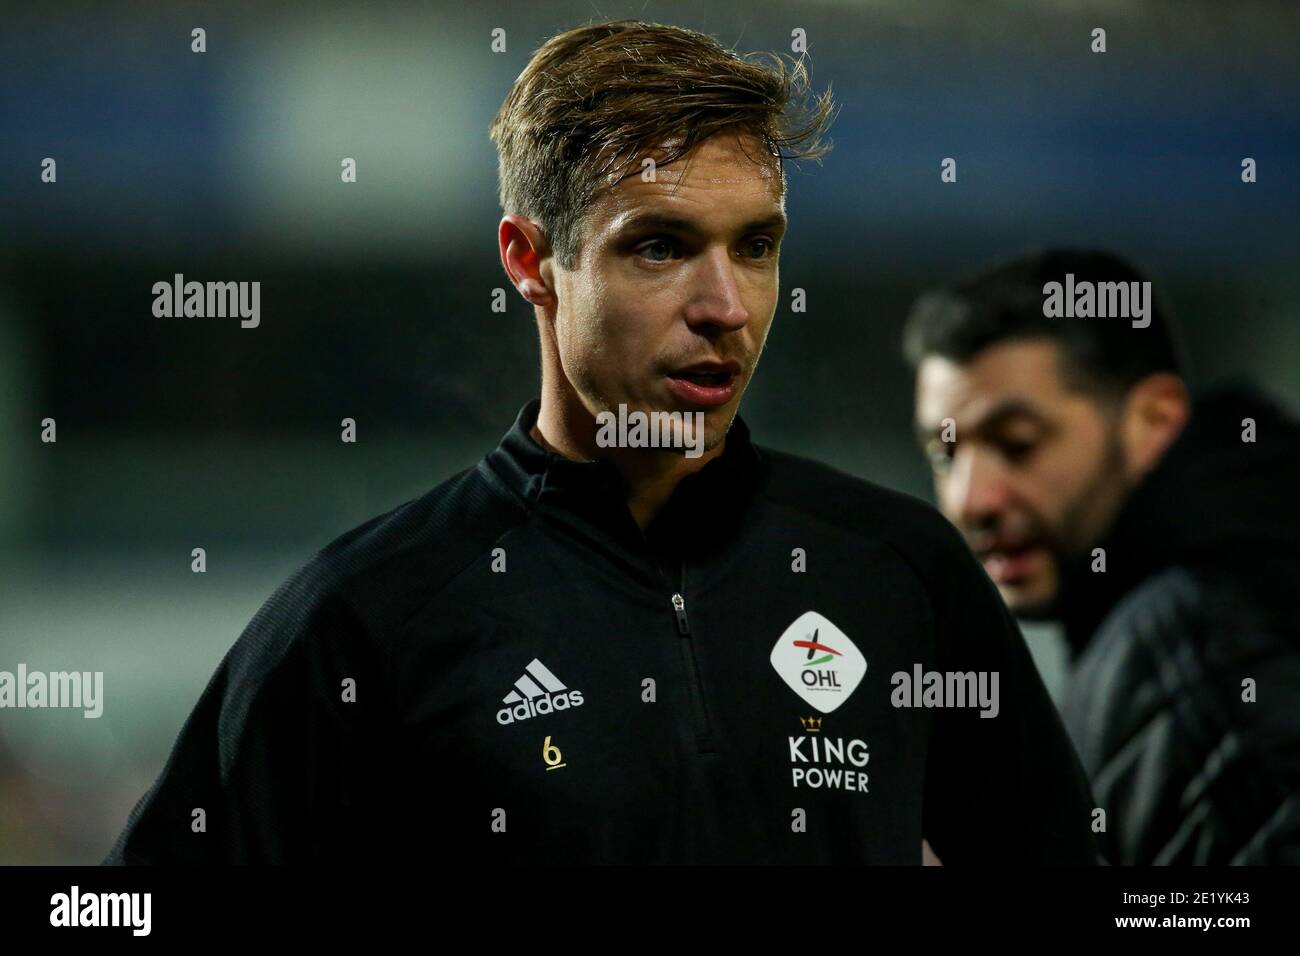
[904, 249, 1300, 864]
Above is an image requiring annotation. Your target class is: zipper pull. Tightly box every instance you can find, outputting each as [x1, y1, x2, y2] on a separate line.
[671, 593, 690, 635]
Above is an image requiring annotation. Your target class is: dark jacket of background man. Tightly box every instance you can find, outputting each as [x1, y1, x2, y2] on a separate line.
[1057, 385, 1300, 864]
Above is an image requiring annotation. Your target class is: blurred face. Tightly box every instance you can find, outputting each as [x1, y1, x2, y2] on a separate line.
[914, 339, 1134, 616]
[547, 131, 786, 453]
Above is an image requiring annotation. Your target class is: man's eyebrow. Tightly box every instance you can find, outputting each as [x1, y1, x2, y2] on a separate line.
[976, 398, 1048, 432]
[914, 398, 1046, 444]
[610, 210, 788, 238]
[741, 212, 788, 233]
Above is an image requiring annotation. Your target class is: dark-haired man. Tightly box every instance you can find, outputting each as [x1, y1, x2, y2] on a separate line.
[906, 249, 1300, 864]
[104, 21, 1099, 865]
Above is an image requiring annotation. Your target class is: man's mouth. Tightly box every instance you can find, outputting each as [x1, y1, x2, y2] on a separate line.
[979, 542, 1048, 585]
[675, 369, 732, 386]
[665, 361, 742, 407]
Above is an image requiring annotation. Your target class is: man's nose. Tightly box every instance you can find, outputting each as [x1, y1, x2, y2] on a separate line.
[947, 446, 1011, 528]
[682, 245, 750, 331]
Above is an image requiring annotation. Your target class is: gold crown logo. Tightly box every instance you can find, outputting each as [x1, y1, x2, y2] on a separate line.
[800, 716, 822, 732]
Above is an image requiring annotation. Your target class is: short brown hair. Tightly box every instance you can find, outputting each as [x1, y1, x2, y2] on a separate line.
[489, 19, 836, 270]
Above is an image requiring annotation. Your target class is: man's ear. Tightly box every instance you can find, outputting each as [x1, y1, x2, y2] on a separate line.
[1120, 372, 1190, 479]
[498, 214, 557, 310]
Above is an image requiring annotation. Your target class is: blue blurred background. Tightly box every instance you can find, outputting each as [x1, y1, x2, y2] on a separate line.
[1, 0, 1297, 862]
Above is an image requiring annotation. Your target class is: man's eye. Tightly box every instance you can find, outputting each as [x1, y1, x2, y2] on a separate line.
[742, 237, 775, 259]
[637, 239, 679, 262]
[999, 439, 1037, 463]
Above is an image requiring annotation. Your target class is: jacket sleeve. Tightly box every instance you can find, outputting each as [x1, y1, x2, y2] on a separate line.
[1061, 564, 1300, 865]
[102, 574, 390, 864]
[914, 520, 1103, 865]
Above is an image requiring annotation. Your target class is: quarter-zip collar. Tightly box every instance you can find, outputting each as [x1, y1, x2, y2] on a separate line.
[482, 398, 764, 582]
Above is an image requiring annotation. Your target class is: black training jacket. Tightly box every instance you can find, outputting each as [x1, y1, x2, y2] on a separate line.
[104, 398, 1100, 865]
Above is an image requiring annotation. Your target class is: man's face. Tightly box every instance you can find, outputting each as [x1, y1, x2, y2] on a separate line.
[547, 131, 786, 453]
[914, 339, 1133, 616]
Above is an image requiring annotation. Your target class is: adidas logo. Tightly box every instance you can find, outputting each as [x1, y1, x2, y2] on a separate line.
[495, 658, 585, 725]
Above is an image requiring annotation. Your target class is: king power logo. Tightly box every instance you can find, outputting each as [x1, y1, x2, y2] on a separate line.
[770, 611, 867, 714]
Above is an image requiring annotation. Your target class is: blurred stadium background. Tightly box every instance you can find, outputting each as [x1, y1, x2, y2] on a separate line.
[1, 0, 1297, 862]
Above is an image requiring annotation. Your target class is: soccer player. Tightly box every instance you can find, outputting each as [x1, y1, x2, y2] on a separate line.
[104, 20, 1098, 865]
[905, 249, 1300, 863]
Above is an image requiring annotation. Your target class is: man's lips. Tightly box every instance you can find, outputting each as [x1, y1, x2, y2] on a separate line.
[664, 361, 742, 407]
[979, 543, 1048, 585]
